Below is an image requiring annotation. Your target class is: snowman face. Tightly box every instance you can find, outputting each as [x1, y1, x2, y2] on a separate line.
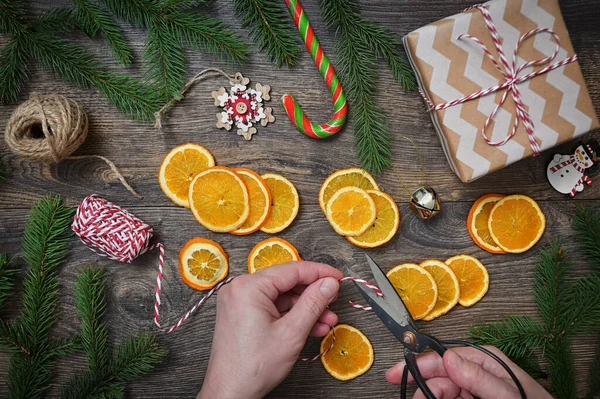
[575, 145, 593, 168]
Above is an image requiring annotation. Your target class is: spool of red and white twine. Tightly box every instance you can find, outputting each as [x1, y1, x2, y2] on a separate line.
[72, 194, 381, 360]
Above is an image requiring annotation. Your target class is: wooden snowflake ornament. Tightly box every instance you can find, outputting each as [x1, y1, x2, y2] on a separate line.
[211, 73, 275, 140]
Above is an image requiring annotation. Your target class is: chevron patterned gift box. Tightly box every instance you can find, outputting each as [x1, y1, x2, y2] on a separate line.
[403, 0, 598, 183]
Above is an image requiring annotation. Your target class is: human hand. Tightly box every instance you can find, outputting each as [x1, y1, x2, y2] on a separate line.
[386, 346, 552, 399]
[198, 261, 343, 399]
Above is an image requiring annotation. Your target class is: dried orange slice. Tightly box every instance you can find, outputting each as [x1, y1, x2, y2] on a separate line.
[326, 187, 376, 236]
[159, 143, 215, 207]
[320, 324, 374, 381]
[445, 255, 489, 307]
[488, 194, 546, 253]
[347, 190, 400, 248]
[189, 166, 249, 232]
[231, 168, 271, 236]
[179, 238, 228, 290]
[319, 168, 379, 213]
[247, 237, 301, 273]
[420, 260, 460, 321]
[260, 173, 300, 234]
[386, 263, 438, 320]
[467, 194, 506, 254]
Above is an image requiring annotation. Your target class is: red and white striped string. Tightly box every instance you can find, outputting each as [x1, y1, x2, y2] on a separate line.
[72, 195, 381, 360]
[419, 4, 578, 155]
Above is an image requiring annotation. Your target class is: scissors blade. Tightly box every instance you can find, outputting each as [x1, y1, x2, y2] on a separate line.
[348, 255, 418, 342]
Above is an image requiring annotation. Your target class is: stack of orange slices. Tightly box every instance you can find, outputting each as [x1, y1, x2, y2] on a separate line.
[385, 254, 489, 321]
[319, 168, 400, 248]
[467, 194, 545, 254]
[159, 144, 300, 235]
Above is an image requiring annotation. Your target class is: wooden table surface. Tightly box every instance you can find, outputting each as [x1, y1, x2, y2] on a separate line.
[1, 0, 599, 397]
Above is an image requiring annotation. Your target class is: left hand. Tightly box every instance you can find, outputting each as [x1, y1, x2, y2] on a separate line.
[197, 261, 343, 399]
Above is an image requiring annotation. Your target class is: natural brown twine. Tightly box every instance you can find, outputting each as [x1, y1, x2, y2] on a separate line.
[4, 93, 142, 198]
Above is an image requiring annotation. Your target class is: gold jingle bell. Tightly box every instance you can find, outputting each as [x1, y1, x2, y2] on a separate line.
[409, 186, 440, 220]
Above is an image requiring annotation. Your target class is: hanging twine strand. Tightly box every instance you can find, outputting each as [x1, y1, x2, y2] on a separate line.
[154, 68, 247, 129]
[5, 93, 141, 198]
[72, 195, 382, 361]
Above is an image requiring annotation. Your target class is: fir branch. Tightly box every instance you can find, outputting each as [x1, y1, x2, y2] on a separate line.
[534, 242, 569, 330]
[546, 334, 577, 399]
[33, 8, 76, 35]
[0, 254, 19, 310]
[511, 351, 545, 380]
[469, 315, 548, 359]
[71, 0, 133, 65]
[573, 206, 600, 270]
[558, 273, 600, 336]
[0, 37, 31, 103]
[320, 0, 415, 173]
[0, 0, 25, 34]
[111, 332, 166, 381]
[0, 320, 30, 354]
[234, 0, 300, 67]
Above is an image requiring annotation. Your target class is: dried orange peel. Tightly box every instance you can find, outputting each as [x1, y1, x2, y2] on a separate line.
[319, 168, 379, 213]
[347, 190, 400, 248]
[386, 263, 437, 320]
[320, 324, 374, 381]
[260, 173, 300, 234]
[326, 187, 376, 236]
[179, 238, 228, 290]
[445, 254, 489, 307]
[247, 237, 300, 273]
[467, 194, 506, 254]
[420, 260, 460, 320]
[231, 168, 271, 235]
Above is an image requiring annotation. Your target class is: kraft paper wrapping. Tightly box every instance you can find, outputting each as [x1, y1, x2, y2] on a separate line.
[403, 0, 598, 183]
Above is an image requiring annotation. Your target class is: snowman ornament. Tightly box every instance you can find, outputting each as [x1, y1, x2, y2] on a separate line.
[547, 142, 598, 197]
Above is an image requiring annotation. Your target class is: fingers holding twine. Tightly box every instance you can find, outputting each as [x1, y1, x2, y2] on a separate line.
[4, 93, 142, 198]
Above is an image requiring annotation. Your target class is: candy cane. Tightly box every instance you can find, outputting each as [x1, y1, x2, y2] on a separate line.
[282, 0, 347, 139]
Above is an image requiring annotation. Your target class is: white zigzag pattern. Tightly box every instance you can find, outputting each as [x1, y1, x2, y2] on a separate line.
[521, 0, 592, 149]
[416, 15, 491, 178]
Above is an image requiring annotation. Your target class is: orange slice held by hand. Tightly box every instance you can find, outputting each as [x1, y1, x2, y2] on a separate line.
[347, 190, 400, 248]
[189, 166, 249, 233]
[247, 237, 301, 273]
[488, 195, 546, 253]
[467, 194, 506, 254]
[231, 168, 271, 236]
[445, 255, 489, 307]
[420, 260, 460, 321]
[179, 238, 228, 290]
[159, 143, 215, 207]
[386, 263, 438, 320]
[326, 187, 376, 236]
[319, 168, 379, 213]
[320, 324, 374, 381]
[260, 173, 300, 234]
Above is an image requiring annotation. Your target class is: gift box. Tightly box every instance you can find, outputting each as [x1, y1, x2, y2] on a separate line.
[403, 0, 598, 183]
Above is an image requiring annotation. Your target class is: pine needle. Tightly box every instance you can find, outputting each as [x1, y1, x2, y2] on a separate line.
[319, 0, 415, 174]
[234, 0, 301, 67]
[558, 273, 600, 336]
[0, 254, 18, 310]
[71, 0, 133, 65]
[573, 206, 600, 271]
[546, 335, 577, 399]
[533, 241, 569, 330]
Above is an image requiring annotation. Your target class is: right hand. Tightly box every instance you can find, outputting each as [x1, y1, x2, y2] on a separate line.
[386, 346, 552, 399]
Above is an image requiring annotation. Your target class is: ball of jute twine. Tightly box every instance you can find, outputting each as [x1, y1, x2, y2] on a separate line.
[4, 93, 142, 198]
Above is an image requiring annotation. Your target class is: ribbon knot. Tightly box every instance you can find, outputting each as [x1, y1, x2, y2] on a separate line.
[421, 4, 578, 156]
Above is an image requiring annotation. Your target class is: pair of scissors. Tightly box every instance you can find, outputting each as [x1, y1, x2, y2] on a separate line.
[349, 255, 527, 399]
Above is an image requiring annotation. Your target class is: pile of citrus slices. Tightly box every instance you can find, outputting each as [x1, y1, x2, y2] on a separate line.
[319, 168, 400, 248]
[467, 194, 546, 254]
[386, 255, 489, 321]
[158, 143, 300, 235]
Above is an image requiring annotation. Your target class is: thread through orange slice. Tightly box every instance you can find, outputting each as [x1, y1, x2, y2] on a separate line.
[159, 143, 215, 207]
[319, 168, 379, 213]
[386, 263, 438, 320]
[179, 238, 228, 290]
[247, 237, 300, 274]
[420, 260, 460, 321]
[326, 187, 376, 236]
[260, 173, 300, 234]
[232, 168, 271, 235]
[445, 255, 489, 307]
[188, 167, 249, 232]
[347, 190, 400, 248]
[320, 324, 374, 381]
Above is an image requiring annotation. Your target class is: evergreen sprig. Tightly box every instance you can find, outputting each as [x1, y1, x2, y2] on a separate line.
[469, 207, 600, 399]
[0, 1, 163, 120]
[101, 0, 249, 100]
[62, 267, 166, 398]
[0, 254, 18, 310]
[320, 0, 416, 174]
[234, 0, 301, 67]
[71, 0, 133, 65]
[0, 195, 78, 399]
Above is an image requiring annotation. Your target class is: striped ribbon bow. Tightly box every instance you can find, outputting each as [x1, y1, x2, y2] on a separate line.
[421, 4, 578, 155]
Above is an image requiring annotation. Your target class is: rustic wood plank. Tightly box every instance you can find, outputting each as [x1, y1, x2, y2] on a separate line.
[1, 0, 599, 397]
